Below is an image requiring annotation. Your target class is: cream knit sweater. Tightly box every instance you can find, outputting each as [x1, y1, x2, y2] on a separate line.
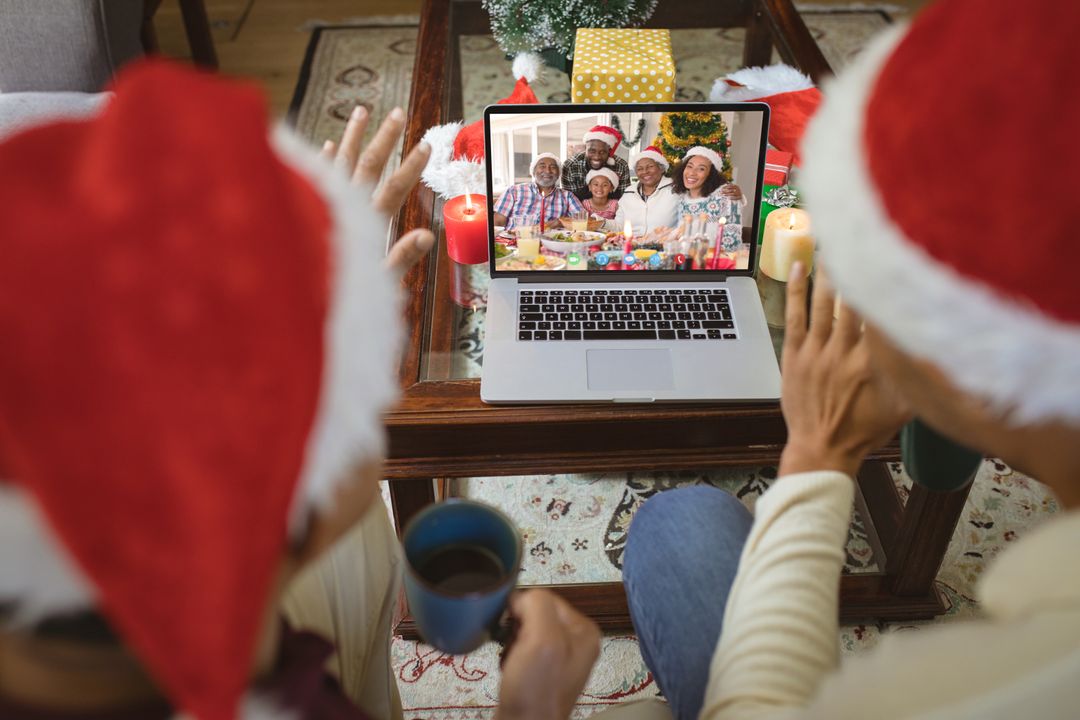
[700, 471, 1080, 720]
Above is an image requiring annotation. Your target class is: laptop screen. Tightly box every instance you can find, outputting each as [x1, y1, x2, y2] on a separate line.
[484, 103, 769, 277]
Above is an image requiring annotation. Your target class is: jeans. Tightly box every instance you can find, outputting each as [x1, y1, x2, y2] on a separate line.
[623, 486, 754, 720]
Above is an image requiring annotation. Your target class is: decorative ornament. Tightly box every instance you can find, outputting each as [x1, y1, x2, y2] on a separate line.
[610, 115, 647, 147]
[763, 185, 800, 207]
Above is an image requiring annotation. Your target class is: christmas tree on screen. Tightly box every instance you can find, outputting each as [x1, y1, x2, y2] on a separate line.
[655, 112, 732, 180]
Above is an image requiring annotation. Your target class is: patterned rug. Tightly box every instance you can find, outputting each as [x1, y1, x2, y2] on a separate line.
[290, 9, 1062, 719]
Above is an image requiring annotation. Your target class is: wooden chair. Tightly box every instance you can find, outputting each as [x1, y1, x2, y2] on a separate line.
[142, 0, 219, 69]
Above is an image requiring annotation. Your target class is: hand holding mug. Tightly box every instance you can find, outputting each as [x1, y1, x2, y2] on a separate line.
[495, 590, 601, 720]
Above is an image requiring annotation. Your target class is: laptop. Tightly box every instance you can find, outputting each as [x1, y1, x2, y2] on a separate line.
[480, 102, 781, 404]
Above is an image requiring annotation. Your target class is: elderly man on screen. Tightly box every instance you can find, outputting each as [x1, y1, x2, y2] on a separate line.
[561, 125, 632, 201]
[493, 152, 585, 232]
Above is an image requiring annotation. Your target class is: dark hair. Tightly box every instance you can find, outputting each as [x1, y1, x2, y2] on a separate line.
[0, 602, 119, 645]
[670, 158, 723, 196]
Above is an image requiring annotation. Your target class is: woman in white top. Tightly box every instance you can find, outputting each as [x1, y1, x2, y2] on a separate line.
[619, 146, 680, 236]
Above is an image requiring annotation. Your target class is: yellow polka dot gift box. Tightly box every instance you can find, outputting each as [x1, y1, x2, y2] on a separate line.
[571, 28, 676, 103]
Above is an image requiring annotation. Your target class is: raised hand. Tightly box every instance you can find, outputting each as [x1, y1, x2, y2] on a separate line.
[320, 105, 435, 279]
[779, 264, 912, 478]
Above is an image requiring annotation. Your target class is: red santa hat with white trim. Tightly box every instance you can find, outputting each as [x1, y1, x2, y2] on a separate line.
[582, 125, 622, 165]
[710, 63, 822, 165]
[420, 52, 543, 199]
[802, 0, 1080, 425]
[0, 60, 403, 719]
[683, 146, 725, 175]
[632, 145, 669, 172]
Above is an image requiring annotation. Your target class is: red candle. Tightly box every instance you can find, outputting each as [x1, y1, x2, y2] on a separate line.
[443, 192, 489, 265]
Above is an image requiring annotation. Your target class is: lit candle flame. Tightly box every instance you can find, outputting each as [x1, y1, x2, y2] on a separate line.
[464, 191, 474, 213]
[623, 219, 634, 240]
[719, 216, 727, 226]
[788, 213, 797, 230]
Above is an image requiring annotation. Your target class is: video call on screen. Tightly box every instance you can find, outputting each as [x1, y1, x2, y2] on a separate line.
[489, 109, 763, 272]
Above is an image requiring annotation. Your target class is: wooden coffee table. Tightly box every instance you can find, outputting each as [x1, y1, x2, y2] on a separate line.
[387, 0, 972, 636]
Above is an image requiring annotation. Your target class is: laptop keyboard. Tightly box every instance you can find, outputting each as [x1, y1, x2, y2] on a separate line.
[516, 288, 738, 341]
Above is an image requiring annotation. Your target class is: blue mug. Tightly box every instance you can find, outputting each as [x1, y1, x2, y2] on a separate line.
[402, 499, 522, 654]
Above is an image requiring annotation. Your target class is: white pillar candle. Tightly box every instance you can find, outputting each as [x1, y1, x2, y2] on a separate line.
[760, 207, 813, 281]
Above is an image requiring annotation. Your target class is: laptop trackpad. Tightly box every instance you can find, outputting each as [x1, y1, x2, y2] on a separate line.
[586, 349, 675, 392]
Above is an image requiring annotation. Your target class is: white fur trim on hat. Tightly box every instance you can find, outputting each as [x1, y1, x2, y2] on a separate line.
[272, 126, 402, 528]
[530, 152, 559, 173]
[709, 63, 814, 102]
[683, 146, 724, 175]
[419, 121, 486, 199]
[632, 148, 669, 171]
[585, 168, 619, 189]
[803, 24, 1080, 425]
[0, 126, 404, 619]
[583, 128, 619, 148]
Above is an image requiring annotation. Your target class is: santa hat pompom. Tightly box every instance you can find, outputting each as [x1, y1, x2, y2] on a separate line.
[512, 51, 544, 83]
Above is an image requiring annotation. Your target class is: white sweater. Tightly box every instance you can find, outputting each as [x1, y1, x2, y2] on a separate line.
[701, 471, 1080, 720]
[618, 181, 680, 236]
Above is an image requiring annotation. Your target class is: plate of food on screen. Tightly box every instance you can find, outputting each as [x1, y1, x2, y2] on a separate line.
[540, 230, 606, 254]
[498, 253, 568, 271]
[556, 216, 606, 232]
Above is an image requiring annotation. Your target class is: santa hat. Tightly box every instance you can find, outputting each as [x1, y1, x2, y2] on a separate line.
[632, 145, 669, 172]
[682, 146, 724, 175]
[710, 63, 822, 165]
[530, 152, 560, 173]
[802, 0, 1080, 425]
[585, 167, 619, 189]
[582, 125, 622, 165]
[420, 52, 543, 199]
[0, 60, 401, 719]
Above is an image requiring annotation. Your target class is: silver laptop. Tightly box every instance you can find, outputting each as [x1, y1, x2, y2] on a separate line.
[480, 102, 780, 403]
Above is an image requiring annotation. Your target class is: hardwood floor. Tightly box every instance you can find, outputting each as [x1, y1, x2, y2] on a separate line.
[151, 0, 421, 116]
[150, 0, 929, 118]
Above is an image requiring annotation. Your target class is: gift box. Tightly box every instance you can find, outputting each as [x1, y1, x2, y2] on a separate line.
[571, 29, 676, 103]
[763, 149, 794, 186]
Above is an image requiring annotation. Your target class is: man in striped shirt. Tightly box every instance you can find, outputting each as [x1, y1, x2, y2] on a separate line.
[493, 153, 585, 232]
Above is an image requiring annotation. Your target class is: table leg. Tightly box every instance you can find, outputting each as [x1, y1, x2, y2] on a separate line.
[388, 477, 437, 539]
[887, 479, 973, 596]
[178, 0, 218, 69]
[743, 6, 775, 67]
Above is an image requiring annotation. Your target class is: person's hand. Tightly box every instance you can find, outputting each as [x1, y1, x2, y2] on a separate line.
[720, 183, 743, 202]
[779, 264, 912, 478]
[496, 589, 600, 720]
[319, 105, 435, 279]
